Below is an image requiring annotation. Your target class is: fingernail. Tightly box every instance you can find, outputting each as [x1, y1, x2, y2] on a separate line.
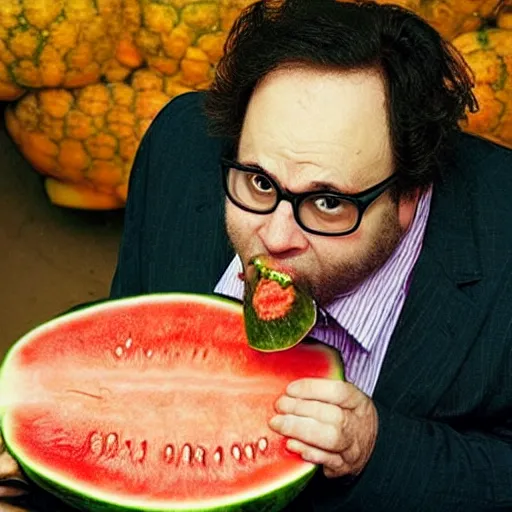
[269, 415, 283, 429]
[275, 396, 285, 410]
[287, 382, 299, 394]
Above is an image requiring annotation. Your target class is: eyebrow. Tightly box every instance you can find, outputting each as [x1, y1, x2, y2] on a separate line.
[234, 159, 349, 194]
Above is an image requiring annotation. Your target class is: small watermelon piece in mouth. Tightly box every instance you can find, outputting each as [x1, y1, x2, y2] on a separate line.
[244, 256, 317, 352]
[252, 279, 296, 321]
[0, 293, 342, 512]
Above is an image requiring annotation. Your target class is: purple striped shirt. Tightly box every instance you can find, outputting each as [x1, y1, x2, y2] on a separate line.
[214, 187, 433, 396]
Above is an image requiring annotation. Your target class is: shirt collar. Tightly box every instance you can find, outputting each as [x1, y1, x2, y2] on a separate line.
[321, 186, 433, 351]
[215, 186, 433, 353]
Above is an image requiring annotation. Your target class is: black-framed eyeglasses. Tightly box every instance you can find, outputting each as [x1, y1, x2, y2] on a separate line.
[220, 158, 398, 236]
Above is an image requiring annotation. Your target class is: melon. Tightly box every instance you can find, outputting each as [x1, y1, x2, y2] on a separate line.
[0, 293, 342, 512]
[4, 68, 175, 209]
[452, 27, 512, 149]
[244, 256, 317, 352]
[2, 0, 509, 210]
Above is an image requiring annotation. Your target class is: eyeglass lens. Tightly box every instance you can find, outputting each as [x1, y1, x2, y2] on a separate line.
[227, 167, 360, 234]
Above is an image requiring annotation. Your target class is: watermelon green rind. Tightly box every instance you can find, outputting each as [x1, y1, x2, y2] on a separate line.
[244, 287, 316, 352]
[11, 449, 317, 512]
[1, 406, 317, 512]
[300, 339, 345, 382]
[0, 293, 342, 512]
[244, 256, 317, 352]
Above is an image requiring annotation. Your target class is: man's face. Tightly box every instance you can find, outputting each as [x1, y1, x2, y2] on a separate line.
[226, 65, 417, 306]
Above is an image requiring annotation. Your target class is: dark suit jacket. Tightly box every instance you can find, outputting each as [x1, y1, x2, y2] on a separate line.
[108, 91, 512, 511]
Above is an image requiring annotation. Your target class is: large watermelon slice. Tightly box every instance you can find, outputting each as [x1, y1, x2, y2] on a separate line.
[0, 294, 342, 512]
[244, 256, 317, 352]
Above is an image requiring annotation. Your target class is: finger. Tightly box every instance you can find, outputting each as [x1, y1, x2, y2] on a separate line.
[323, 465, 351, 479]
[0, 504, 33, 512]
[285, 439, 349, 476]
[0, 484, 30, 498]
[269, 414, 343, 452]
[275, 395, 344, 426]
[287, 379, 367, 409]
[0, 451, 25, 483]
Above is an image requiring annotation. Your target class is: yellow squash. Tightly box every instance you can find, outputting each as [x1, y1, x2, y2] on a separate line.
[1, 0, 504, 101]
[128, 0, 255, 87]
[5, 68, 174, 209]
[452, 27, 512, 149]
[1, 0, 510, 209]
[0, 0, 141, 100]
[373, 0, 503, 41]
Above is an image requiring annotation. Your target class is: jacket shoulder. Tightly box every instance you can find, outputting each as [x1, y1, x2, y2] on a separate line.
[452, 132, 512, 183]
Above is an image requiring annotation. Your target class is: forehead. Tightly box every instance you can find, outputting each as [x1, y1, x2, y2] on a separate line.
[238, 66, 393, 191]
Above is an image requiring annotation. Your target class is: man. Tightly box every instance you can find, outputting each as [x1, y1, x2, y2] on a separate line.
[2, 0, 512, 510]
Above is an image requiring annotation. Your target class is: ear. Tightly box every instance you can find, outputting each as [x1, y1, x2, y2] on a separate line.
[398, 188, 421, 232]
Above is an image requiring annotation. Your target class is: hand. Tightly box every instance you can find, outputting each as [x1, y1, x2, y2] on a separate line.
[269, 378, 378, 478]
[0, 504, 32, 511]
[0, 435, 30, 501]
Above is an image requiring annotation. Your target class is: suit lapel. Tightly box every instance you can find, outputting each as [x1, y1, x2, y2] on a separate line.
[374, 146, 484, 415]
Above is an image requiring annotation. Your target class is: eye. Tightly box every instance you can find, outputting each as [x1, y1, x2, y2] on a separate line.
[249, 174, 274, 193]
[313, 196, 346, 215]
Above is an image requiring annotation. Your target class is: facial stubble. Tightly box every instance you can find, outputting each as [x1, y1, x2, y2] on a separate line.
[226, 204, 405, 308]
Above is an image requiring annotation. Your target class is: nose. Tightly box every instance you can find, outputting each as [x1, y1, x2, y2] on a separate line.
[257, 200, 309, 256]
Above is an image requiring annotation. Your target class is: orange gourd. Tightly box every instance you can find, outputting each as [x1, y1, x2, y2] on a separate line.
[373, 0, 503, 41]
[5, 69, 173, 208]
[452, 27, 512, 149]
[0, 0, 136, 100]
[1, 0, 510, 209]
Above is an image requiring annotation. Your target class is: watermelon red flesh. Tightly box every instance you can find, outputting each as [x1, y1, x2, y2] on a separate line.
[0, 294, 341, 511]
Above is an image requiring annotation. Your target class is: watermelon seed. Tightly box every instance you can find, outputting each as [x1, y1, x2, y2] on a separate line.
[231, 444, 242, 461]
[213, 447, 223, 464]
[114, 346, 124, 357]
[89, 432, 104, 456]
[244, 444, 255, 460]
[203, 349, 209, 360]
[192, 348, 198, 359]
[125, 440, 147, 463]
[194, 446, 206, 465]
[104, 433, 118, 458]
[125, 337, 133, 349]
[257, 438, 268, 452]
[163, 444, 174, 463]
[181, 444, 192, 464]
[146, 349, 153, 359]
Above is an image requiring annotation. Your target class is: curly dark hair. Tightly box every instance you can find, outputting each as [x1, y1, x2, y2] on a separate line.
[203, 0, 478, 194]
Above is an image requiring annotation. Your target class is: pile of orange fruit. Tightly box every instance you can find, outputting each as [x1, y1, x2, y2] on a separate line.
[0, 0, 510, 209]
